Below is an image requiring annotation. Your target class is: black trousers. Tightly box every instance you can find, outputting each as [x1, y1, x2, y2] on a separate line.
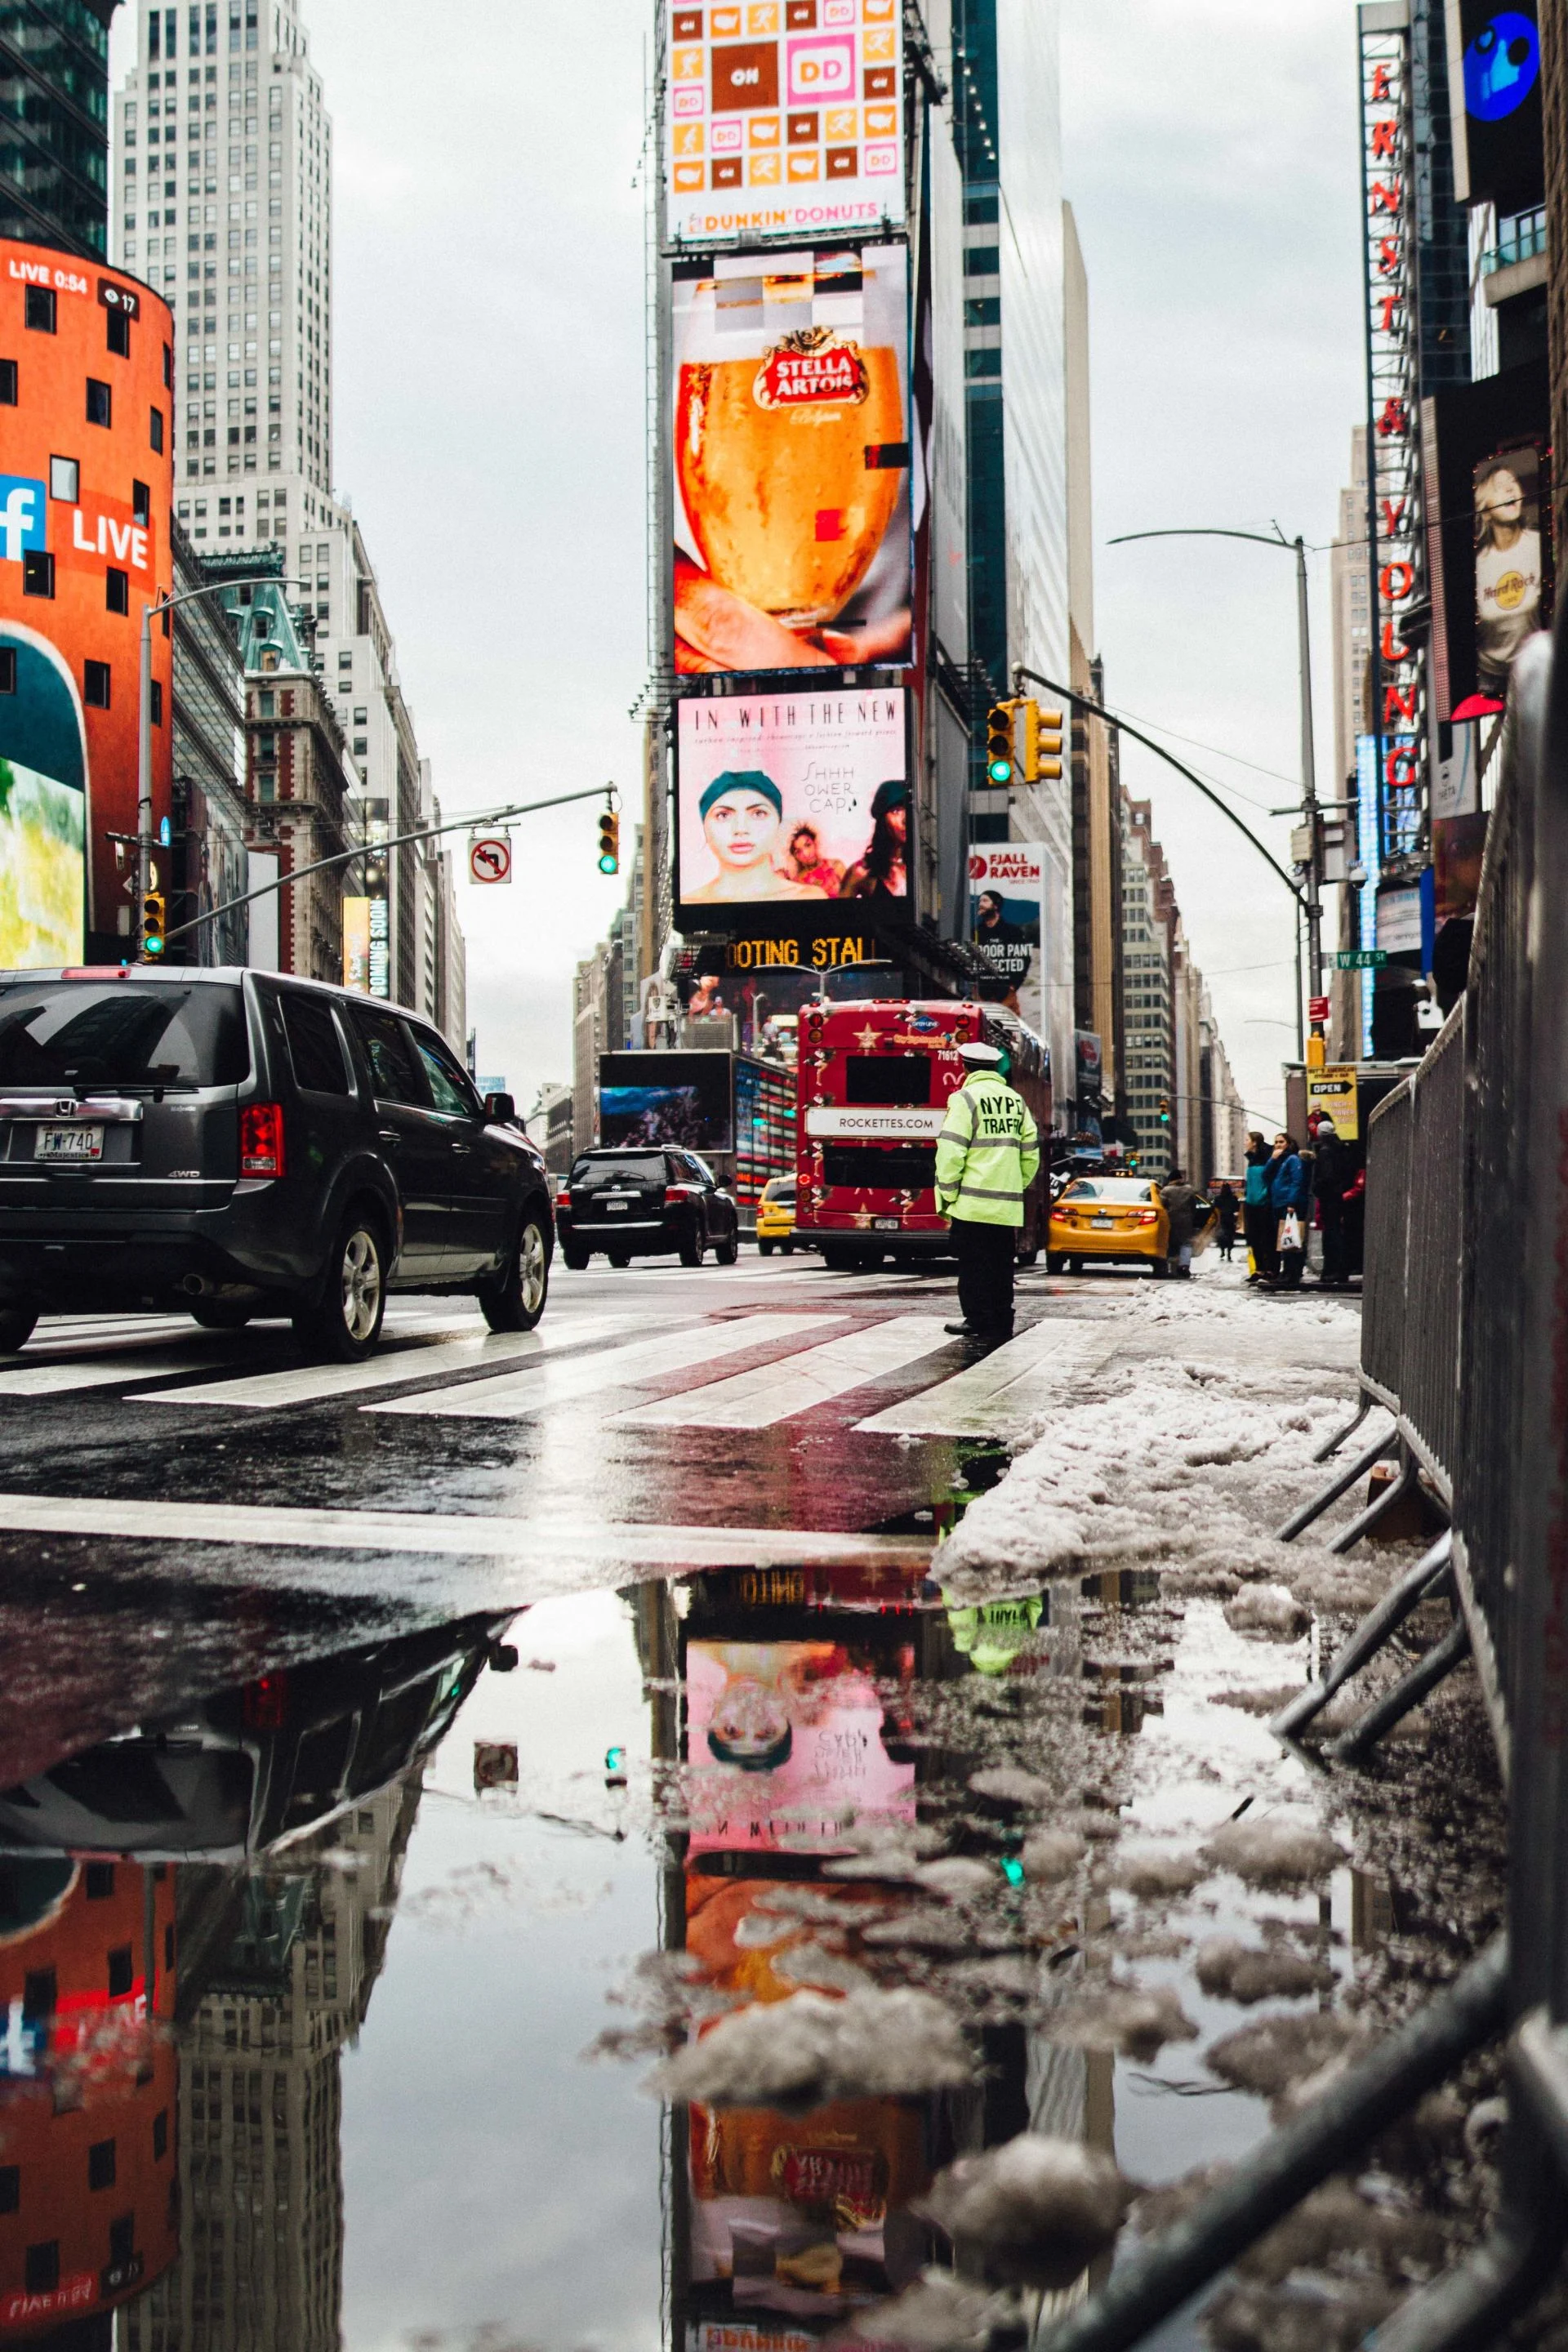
[954, 1218, 1016, 1337]
[1244, 1203, 1277, 1278]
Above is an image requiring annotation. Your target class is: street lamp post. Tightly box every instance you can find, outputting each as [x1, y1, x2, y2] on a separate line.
[1107, 525, 1325, 1029]
[135, 573, 305, 961]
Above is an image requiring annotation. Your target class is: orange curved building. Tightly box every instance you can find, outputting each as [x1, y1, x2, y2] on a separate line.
[0, 1858, 178, 2335]
[0, 238, 174, 966]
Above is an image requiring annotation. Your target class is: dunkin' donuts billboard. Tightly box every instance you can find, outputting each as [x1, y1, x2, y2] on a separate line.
[671, 242, 911, 675]
[666, 0, 906, 247]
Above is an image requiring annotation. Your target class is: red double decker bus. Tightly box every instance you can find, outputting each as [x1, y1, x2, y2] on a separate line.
[794, 997, 1053, 1271]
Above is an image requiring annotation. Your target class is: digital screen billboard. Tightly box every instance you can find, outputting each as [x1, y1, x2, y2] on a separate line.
[666, 0, 905, 247]
[672, 243, 911, 675]
[675, 686, 908, 929]
[1427, 359, 1552, 719]
[599, 1049, 734, 1150]
[968, 844, 1047, 1036]
[1456, 1, 1543, 212]
[0, 631, 87, 969]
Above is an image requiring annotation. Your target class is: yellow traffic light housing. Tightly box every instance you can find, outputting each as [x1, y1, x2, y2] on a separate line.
[985, 702, 1017, 786]
[1021, 702, 1066, 783]
[140, 891, 167, 959]
[597, 805, 620, 876]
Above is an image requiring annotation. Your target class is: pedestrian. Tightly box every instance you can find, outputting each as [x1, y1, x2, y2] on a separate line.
[934, 1039, 1041, 1345]
[1243, 1131, 1276, 1283]
[1213, 1180, 1239, 1262]
[1309, 1116, 1351, 1289]
[1160, 1166, 1200, 1279]
[1267, 1130, 1311, 1290]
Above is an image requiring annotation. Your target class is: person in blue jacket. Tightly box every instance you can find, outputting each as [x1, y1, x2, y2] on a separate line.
[1242, 1132, 1275, 1282]
[1266, 1131, 1311, 1290]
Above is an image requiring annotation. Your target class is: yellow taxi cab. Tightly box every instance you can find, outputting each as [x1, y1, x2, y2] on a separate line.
[1047, 1175, 1170, 1276]
[755, 1175, 797, 1256]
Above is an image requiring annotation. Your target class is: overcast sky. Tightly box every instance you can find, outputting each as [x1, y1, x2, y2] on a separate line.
[113, 0, 1365, 1131]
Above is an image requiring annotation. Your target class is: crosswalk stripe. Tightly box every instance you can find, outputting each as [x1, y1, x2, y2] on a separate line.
[140, 1315, 636, 1411]
[0, 1350, 244, 1400]
[612, 1314, 953, 1431]
[0, 1489, 935, 1570]
[368, 1312, 846, 1421]
[854, 1317, 1113, 1436]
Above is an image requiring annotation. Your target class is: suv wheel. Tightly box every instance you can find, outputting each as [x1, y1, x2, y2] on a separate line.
[189, 1300, 253, 1330]
[560, 1245, 590, 1272]
[0, 1305, 38, 1353]
[715, 1230, 739, 1266]
[478, 1214, 550, 1334]
[679, 1225, 705, 1268]
[295, 1210, 386, 1362]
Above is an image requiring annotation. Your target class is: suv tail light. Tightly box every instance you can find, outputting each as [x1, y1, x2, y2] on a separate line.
[239, 1100, 286, 1178]
[665, 1183, 696, 1201]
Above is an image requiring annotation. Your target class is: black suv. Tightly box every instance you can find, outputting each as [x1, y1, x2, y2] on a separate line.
[555, 1147, 740, 1268]
[0, 968, 555, 1361]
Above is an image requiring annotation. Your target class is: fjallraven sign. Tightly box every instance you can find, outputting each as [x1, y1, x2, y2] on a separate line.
[934, 1071, 1041, 1227]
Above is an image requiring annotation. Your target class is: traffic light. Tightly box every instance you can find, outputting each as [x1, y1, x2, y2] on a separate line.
[140, 891, 167, 958]
[1158, 1096, 1171, 1128]
[1021, 702, 1066, 783]
[597, 805, 620, 875]
[985, 702, 1017, 786]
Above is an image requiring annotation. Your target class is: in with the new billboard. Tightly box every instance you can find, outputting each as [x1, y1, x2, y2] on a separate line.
[666, 0, 905, 247]
[672, 243, 911, 675]
[675, 686, 909, 928]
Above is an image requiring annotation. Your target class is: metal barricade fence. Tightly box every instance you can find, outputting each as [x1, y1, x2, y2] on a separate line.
[1036, 626, 1568, 2352]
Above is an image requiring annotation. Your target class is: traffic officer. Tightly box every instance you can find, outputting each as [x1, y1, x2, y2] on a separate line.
[934, 1038, 1040, 1343]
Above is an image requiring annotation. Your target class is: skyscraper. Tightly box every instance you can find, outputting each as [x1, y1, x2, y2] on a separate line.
[113, 0, 466, 1040]
[0, 0, 117, 260]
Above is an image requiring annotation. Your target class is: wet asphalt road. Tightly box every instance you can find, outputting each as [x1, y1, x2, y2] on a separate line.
[0, 1254, 1514, 2352]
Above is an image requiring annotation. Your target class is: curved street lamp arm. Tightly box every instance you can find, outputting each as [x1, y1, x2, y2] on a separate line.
[1008, 665, 1306, 907]
[1107, 526, 1294, 553]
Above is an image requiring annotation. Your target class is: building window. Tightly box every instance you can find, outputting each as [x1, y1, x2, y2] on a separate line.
[84, 1861, 114, 1899]
[133, 481, 150, 525]
[22, 553, 54, 599]
[106, 308, 132, 359]
[0, 359, 15, 404]
[150, 680, 164, 726]
[154, 2110, 168, 2160]
[150, 406, 165, 453]
[106, 1946, 134, 1998]
[0, 2171, 16, 2216]
[48, 457, 78, 503]
[87, 379, 113, 428]
[24, 287, 56, 334]
[23, 2246, 58, 2297]
[87, 2141, 116, 2192]
[84, 662, 112, 710]
[0, 650, 14, 693]
[106, 570, 129, 614]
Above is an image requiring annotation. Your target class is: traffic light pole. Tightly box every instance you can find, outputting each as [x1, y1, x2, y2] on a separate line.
[154, 782, 612, 952]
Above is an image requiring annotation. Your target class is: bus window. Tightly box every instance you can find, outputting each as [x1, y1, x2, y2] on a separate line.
[822, 1143, 937, 1190]
[844, 1054, 931, 1107]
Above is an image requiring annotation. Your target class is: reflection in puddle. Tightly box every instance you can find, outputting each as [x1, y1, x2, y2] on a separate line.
[0, 1528, 1508, 2350]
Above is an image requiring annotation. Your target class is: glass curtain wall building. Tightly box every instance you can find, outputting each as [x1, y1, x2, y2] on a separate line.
[0, 0, 116, 259]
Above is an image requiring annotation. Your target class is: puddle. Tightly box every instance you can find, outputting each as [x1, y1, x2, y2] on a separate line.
[0, 1509, 1509, 2352]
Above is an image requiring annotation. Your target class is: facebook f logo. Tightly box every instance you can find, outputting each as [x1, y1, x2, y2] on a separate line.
[0, 479, 47, 565]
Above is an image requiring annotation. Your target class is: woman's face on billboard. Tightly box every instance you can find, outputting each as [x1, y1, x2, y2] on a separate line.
[1477, 467, 1526, 536]
[703, 788, 780, 871]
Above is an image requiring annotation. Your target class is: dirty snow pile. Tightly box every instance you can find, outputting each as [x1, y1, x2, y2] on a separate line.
[918, 2133, 1134, 2287]
[932, 1308, 1352, 1597]
[646, 1984, 973, 2111]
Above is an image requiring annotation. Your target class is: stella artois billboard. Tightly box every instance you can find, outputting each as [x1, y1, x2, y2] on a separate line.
[671, 241, 912, 675]
[665, 0, 906, 247]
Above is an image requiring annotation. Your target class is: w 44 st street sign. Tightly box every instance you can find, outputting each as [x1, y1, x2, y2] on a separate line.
[1333, 949, 1388, 969]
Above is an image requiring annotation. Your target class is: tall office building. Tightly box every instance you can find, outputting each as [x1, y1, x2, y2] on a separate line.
[113, 0, 465, 1040]
[0, 0, 116, 259]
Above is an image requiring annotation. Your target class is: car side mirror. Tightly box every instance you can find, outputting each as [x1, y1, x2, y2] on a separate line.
[484, 1092, 516, 1124]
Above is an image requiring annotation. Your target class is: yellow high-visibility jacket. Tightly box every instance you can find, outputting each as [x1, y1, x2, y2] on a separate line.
[933, 1071, 1040, 1227]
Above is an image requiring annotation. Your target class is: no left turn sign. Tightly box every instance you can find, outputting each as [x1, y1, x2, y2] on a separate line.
[469, 835, 512, 884]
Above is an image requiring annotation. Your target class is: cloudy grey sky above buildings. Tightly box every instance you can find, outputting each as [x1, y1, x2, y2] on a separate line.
[112, 0, 1365, 1127]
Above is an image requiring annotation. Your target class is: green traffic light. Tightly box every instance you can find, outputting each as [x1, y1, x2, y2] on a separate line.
[598, 853, 618, 875]
[987, 756, 1013, 785]
[145, 934, 165, 956]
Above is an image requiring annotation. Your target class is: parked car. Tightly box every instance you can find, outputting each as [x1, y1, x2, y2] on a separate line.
[555, 1147, 740, 1268]
[755, 1175, 796, 1255]
[0, 968, 554, 1361]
